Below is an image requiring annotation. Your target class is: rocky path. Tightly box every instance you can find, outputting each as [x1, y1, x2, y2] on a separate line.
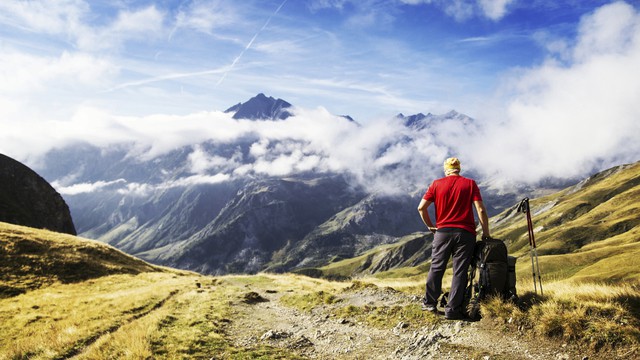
[225, 285, 595, 360]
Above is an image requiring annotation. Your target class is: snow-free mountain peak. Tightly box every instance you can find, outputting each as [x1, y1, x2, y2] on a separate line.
[224, 93, 292, 120]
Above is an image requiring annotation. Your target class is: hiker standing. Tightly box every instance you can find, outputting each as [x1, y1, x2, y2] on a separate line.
[417, 157, 490, 320]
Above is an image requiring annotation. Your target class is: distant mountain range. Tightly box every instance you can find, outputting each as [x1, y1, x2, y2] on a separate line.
[31, 94, 543, 274]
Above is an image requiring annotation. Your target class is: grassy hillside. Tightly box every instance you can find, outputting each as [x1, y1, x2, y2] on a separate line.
[0, 222, 315, 359]
[490, 160, 640, 283]
[0, 222, 176, 298]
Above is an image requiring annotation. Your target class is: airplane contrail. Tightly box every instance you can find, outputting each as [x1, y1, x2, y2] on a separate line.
[216, 0, 288, 86]
[105, 68, 227, 92]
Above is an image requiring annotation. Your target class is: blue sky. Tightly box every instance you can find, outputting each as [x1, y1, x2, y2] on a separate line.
[1, 0, 639, 186]
[0, 0, 621, 119]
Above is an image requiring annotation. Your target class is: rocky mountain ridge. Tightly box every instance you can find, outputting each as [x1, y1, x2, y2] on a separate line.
[225, 93, 293, 120]
[0, 154, 75, 235]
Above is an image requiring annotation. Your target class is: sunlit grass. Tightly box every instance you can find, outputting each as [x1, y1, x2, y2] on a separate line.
[0, 273, 194, 359]
[481, 280, 640, 352]
[0, 223, 307, 359]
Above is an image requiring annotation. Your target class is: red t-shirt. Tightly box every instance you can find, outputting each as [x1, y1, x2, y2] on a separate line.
[423, 175, 483, 235]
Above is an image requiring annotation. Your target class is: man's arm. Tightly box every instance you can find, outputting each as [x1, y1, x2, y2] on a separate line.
[418, 198, 437, 233]
[473, 200, 491, 238]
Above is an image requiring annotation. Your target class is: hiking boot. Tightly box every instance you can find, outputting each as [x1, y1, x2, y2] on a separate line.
[444, 311, 467, 320]
[421, 303, 437, 313]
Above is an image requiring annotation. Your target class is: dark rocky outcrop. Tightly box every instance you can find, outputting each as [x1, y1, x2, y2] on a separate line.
[0, 154, 76, 235]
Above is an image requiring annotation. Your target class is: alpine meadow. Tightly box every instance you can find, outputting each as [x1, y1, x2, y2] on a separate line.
[1, 161, 638, 359]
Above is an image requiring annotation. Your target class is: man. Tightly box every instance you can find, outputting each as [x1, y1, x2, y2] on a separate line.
[417, 157, 490, 320]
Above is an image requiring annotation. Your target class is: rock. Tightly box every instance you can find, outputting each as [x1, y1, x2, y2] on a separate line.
[260, 330, 291, 341]
[393, 321, 409, 335]
[289, 335, 313, 349]
[0, 153, 76, 235]
[242, 291, 269, 304]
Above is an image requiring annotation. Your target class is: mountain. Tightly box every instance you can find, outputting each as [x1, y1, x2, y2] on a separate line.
[137, 175, 367, 274]
[0, 153, 76, 235]
[271, 193, 426, 271]
[30, 94, 533, 275]
[225, 93, 293, 120]
[397, 110, 473, 130]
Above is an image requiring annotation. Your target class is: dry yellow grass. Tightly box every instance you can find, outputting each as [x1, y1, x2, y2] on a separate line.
[0, 222, 304, 359]
[0, 273, 191, 359]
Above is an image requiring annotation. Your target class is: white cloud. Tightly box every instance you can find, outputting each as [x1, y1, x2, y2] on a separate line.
[398, 0, 514, 21]
[466, 1, 640, 186]
[54, 173, 232, 196]
[442, 0, 476, 22]
[0, 0, 88, 36]
[573, 1, 639, 62]
[478, 0, 514, 21]
[167, 173, 232, 187]
[0, 50, 116, 94]
[173, 0, 238, 36]
[0, 1, 165, 52]
[188, 145, 243, 174]
[54, 179, 126, 195]
[76, 6, 165, 51]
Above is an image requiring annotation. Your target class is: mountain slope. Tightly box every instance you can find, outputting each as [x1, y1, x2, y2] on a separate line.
[0, 153, 76, 235]
[489, 160, 640, 282]
[137, 175, 367, 274]
[0, 221, 170, 298]
[274, 193, 426, 271]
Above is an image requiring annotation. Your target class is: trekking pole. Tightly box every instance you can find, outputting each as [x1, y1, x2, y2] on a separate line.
[517, 198, 543, 296]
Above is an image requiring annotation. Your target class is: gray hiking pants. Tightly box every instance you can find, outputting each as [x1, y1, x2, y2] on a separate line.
[424, 229, 476, 316]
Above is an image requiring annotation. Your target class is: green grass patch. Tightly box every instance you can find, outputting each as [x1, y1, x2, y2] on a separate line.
[280, 290, 340, 313]
[333, 303, 439, 329]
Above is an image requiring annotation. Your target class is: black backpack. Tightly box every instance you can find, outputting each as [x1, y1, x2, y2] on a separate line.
[467, 238, 518, 319]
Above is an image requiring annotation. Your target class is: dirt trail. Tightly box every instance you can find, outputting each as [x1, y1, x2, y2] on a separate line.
[225, 286, 594, 360]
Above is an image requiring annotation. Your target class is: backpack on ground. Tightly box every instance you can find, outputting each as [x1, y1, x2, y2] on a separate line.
[467, 237, 518, 319]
